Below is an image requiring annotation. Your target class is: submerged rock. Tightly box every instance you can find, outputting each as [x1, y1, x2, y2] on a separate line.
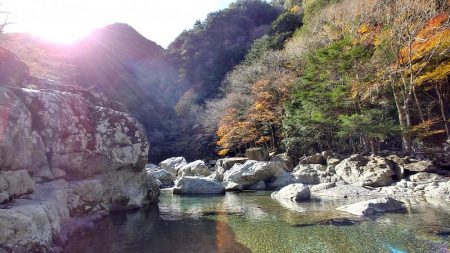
[271, 184, 311, 202]
[173, 176, 225, 194]
[336, 197, 406, 216]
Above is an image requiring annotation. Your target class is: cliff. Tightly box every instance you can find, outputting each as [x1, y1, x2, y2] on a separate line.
[0, 47, 159, 252]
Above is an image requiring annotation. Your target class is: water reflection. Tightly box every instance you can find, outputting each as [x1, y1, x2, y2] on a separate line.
[65, 191, 450, 253]
[64, 205, 251, 253]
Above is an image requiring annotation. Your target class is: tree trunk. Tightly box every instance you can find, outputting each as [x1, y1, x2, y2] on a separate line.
[435, 83, 450, 138]
[391, 83, 413, 153]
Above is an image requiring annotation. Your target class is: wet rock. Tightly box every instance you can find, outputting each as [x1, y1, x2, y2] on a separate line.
[159, 157, 187, 175]
[173, 177, 225, 195]
[271, 184, 311, 202]
[335, 155, 395, 187]
[223, 160, 284, 189]
[245, 147, 269, 161]
[336, 197, 406, 216]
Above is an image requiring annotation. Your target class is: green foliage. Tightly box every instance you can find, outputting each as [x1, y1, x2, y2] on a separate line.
[338, 109, 400, 139]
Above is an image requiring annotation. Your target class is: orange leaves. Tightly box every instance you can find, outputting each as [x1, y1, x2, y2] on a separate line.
[215, 73, 294, 153]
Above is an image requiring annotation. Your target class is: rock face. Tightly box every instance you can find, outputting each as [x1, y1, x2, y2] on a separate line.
[223, 160, 284, 190]
[271, 184, 311, 202]
[0, 51, 159, 252]
[173, 176, 225, 194]
[336, 197, 405, 216]
[245, 147, 269, 161]
[335, 155, 395, 187]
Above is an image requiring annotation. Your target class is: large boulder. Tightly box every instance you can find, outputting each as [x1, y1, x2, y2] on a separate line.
[146, 168, 176, 187]
[0, 170, 35, 203]
[0, 47, 30, 85]
[335, 155, 395, 187]
[271, 184, 311, 202]
[159, 157, 187, 175]
[177, 160, 211, 177]
[270, 153, 294, 172]
[267, 172, 300, 190]
[223, 160, 284, 189]
[245, 147, 269, 161]
[336, 197, 406, 216]
[292, 164, 326, 185]
[313, 185, 378, 199]
[403, 160, 436, 173]
[215, 157, 248, 172]
[424, 181, 450, 201]
[299, 153, 326, 165]
[409, 172, 447, 183]
[173, 177, 225, 195]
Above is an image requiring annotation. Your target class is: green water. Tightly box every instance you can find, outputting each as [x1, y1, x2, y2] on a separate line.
[65, 191, 450, 253]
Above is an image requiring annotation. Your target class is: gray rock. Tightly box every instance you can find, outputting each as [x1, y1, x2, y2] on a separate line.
[173, 177, 225, 194]
[159, 157, 187, 174]
[222, 181, 243, 191]
[409, 172, 447, 183]
[336, 197, 406, 216]
[146, 168, 176, 187]
[0, 170, 35, 199]
[208, 171, 224, 182]
[223, 160, 284, 189]
[270, 153, 294, 172]
[216, 157, 248, 171]
[248, 181, 267, 190]
[424, 181, 450, 201]
[313, 185, 377, 198]
[178, 160, 211, 177]
[267, 172, 300, 190]
[245, 147, 269, 161]
[271, 184, 311, 202]
[310, 182, 336, 192]
[292, 164, 324, 185]
[403, 160, 436, 173]
[145, 163, 160, 170]
[335, 155, 395, 187]
[299, 154, 325, 165]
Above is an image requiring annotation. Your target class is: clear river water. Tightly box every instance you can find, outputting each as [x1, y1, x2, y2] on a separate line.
[65, 190, 450, 253]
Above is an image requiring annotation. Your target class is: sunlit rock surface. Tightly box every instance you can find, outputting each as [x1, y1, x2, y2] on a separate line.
[0, 47, 158, 252]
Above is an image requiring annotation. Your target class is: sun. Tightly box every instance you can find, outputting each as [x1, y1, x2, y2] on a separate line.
[29, 23, 89, 44]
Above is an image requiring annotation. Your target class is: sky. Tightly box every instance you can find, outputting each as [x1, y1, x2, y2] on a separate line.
[1, 0, 236, 47]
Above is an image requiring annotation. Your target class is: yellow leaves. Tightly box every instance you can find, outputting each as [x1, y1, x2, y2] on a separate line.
[358, 24, 370, 34]
[416, 61, 450, 85]
[290, 5, 302, 14]
[217, 149, 229, 157]
[409, 117, 447, 139]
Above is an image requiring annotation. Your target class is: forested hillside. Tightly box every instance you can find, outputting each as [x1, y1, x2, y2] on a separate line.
[208, 0, 450, 161]
[2, 0, 448, 163]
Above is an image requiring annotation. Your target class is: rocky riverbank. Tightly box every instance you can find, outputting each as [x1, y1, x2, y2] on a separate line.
[147, 149, 450, 215]
[0, 47, 159, 252]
